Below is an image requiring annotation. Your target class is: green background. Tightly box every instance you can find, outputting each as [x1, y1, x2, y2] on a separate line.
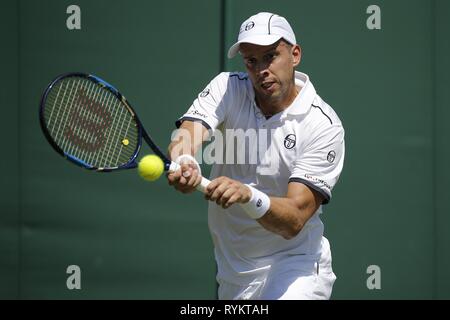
[1, 0, 449, 299]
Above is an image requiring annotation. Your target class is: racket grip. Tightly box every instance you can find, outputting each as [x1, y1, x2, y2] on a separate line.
[196, 176, 211, 193]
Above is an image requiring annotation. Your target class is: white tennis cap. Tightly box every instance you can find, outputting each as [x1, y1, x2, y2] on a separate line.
[227, 12, 297, 59]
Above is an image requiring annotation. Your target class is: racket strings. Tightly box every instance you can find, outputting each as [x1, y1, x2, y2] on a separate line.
[47, 79, 105, 158]
[44, 76, 139, 169]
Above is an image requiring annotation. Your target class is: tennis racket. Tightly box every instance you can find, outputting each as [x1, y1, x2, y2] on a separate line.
[39, 72, 210, 192]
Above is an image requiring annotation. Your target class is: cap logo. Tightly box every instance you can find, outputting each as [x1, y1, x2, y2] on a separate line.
[244, 21, 255, 31]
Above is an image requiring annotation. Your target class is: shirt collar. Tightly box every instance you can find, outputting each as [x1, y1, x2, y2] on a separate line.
[284, 71, 316, 116]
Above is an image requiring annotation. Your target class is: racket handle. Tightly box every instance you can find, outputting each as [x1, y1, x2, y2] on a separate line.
[196, 176, 211, 193]
[168, 161, 210, 194]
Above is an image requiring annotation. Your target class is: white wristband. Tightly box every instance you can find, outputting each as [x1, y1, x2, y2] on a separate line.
[241, 185, 271, 219]
[174, 154, 202, 175]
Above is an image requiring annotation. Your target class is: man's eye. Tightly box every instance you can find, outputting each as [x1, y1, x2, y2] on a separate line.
[246, 58, 256, 65]
[265, 53, 275, 61]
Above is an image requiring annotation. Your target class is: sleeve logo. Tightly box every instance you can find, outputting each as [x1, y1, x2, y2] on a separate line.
[199, 88, 210, 98]
[327, 150, 336, 163]
[187, 108, 207, 119]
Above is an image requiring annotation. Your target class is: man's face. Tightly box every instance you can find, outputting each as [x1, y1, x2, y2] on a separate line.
[240, 40, 301, 106]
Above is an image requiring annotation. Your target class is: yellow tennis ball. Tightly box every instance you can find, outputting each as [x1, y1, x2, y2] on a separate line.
[138, 155, 164, 181]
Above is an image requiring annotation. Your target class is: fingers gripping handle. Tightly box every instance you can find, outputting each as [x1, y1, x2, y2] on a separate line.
[168, 159, 269, 220]
[168, 160, 210, 193]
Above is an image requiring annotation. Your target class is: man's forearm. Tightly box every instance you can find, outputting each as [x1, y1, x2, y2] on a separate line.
[257, 197, 312, 240]
[168, 121, 209, 160]
[256, 183, 324, 240]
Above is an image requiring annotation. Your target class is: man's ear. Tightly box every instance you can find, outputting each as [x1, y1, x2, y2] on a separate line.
[292, 45, 301, 67]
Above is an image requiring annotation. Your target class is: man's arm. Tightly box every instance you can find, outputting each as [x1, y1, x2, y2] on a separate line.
[167, 120, 209, 193]
[258, 182, 324, 239]
[169, 121, 323, 239]
[205, 178, 323, 240]
[168, 120, 208, 158]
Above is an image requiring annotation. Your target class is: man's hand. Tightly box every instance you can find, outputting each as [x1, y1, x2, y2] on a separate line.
[205, 176, 252, 209]
[167, 163, 202, 194]
[167, 120, 209, 194]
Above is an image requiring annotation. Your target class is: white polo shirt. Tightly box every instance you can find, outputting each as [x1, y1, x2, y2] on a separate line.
[176, 71, 345, 285]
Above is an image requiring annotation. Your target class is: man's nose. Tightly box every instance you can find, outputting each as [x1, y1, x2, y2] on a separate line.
[255, 62, 269, 78]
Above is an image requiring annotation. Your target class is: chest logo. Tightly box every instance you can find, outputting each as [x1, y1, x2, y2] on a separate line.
[284, 134, 296, 149]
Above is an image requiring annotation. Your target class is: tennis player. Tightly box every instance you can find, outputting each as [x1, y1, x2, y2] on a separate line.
[167, 12, 345, 300]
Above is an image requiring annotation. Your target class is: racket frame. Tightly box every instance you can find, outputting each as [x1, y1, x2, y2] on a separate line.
[39, 73, 171, 172]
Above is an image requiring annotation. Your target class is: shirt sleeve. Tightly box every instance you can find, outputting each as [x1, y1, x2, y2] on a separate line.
[289, 124, 345, 204]
[175, 72, 231, 132]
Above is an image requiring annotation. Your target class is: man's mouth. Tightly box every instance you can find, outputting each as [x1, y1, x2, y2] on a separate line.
[261, 82, 275, 90]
